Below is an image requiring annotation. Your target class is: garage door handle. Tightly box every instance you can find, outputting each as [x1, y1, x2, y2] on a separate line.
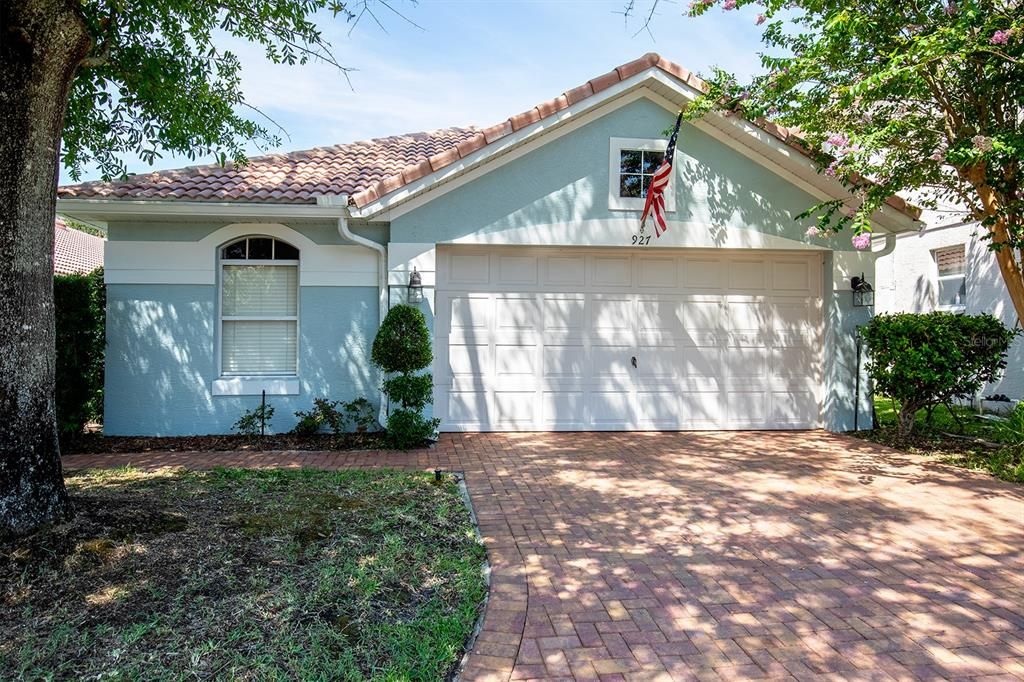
[631, 356, 637, 368]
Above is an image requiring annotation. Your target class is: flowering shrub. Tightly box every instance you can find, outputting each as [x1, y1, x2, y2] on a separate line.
[861, 313, 1018, 436]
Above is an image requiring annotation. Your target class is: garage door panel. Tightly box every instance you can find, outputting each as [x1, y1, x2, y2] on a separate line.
[542, 391, 585, 428]
[725, 348, 768, 378]
[445, 390, 490, 424]
[771, 390, 819, 425]
[495, 296, 539, 330]
[493, 391, 537, 426]
[636, 390, 682, 425]
[495, 345, 536, 377]
[592, 345, 633, 377]
[680, 346, 721, 377]
[542, 344, 586, 377]
[542, 295, 586, 331]
[591, 390, 634, 426]
[680, 390, 723, 425]
[449, 295, 491, 332]
[727, 390, 769, 426]
[436, 248, 823, 432]
[447, 343, 489, 378]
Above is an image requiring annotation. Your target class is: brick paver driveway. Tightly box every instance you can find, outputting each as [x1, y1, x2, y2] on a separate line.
[65, 431, 1024, 681]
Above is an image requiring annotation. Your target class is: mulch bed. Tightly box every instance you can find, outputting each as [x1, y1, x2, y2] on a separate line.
[62, 431, 389, 454]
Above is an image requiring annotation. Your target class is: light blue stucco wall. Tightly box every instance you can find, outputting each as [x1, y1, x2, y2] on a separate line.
[105, 284, 379, 435]
[391, 97, 848, 249]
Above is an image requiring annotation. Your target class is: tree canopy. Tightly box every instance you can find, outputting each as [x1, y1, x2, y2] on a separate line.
[63, 0, 361, 180]
[673, 0, 1024, 319]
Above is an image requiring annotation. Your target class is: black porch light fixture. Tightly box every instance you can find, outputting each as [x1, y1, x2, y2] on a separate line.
[851, 272, 874, 308]
[407, 267, 424, 304]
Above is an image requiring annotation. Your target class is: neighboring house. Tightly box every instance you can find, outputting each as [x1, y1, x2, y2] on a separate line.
[57, 53, 921, 436]
[875, 213, 1023, 400]
[54, 216, 104, 275]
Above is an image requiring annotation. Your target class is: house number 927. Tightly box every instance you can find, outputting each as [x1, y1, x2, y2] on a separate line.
[631, 235, 651, 246]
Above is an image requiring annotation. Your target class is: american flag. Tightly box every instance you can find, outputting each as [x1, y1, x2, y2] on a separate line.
[640, 111, 683, 238]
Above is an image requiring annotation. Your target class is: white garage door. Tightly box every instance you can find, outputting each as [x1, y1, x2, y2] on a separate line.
[434, 247, 823, 431]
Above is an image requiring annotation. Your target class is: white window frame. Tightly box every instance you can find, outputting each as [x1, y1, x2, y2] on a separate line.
[608, 137, 677, 213]
[214, 236, 301, 396]
[933, 244, 967, 312]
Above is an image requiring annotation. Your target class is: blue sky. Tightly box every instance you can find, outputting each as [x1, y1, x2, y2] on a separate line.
[68, 0, 770, 183]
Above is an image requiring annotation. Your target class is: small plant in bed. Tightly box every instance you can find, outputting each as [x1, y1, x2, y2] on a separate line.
[0, 467, 487, 680]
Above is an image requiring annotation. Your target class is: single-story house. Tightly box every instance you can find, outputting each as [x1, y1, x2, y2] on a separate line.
[58, 53, 921, 436]
[54, 216, 104, 275]
[875, 212, 1022, 401]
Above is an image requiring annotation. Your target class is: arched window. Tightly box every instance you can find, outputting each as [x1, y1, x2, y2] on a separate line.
[219, 237, 299, 376]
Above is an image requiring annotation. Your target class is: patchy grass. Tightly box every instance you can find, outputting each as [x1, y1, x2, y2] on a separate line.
[852, 397, 1024, 484]
[62, 431, 388, 454]
[1, 467, 487, 680]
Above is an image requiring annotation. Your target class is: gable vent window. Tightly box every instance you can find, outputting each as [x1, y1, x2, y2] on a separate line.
[219, 237, 299, 376]
[933, 244, 967, 311]
[608, 137, 676, 212]
[618, 149, 665, 198]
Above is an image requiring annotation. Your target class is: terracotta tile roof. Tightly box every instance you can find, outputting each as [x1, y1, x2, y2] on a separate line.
[57, 53, 919, 221]
[57, 127, 480, 204]
[348, 53, 918, 220]
[54, 217, 104, 275]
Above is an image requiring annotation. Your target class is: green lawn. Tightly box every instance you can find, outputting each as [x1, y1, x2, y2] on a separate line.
[1, 467, 487, 680]
[853, 396, 1024, 484]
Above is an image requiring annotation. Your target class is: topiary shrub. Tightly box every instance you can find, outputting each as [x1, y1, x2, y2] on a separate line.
[54, 268, 105, 439]
[861, 312, 1018, 437]
[372, 305, 439, 449]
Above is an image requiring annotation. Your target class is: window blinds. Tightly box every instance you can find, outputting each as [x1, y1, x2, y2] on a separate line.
[221, 264, 298, 375]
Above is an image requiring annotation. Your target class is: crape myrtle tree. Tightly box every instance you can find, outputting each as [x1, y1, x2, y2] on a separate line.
[649, 0, 1024, 320]
[0, 0, 368, 537]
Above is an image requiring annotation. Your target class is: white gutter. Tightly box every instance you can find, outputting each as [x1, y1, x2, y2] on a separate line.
[318, 195, 390, 428]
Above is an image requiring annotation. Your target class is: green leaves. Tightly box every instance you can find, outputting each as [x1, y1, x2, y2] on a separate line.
[685, 0, 1024, 254]
[861, 312, 1018, 435]
[63, 0, 357, 180]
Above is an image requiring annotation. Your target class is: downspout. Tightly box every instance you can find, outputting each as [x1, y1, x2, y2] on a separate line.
[317, 195, 389, 425]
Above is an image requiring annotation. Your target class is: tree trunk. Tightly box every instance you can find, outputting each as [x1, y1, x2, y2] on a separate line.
[897, 403, 919, 438]
[968, 166, 1024, 326]
[0, 0, 90, 537]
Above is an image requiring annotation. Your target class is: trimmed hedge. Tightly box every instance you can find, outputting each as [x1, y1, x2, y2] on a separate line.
[372, 304, 439, 449]
[54, 268, 105, 437]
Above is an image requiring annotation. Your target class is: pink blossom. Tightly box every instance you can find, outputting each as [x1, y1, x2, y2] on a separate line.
[723, 0, 738, 10]
[851, 233, 871, 251]
[991, 29, 1011, 45]
[756, 13, 767, 24]
[972, 134, 993, 152]
[826, 133, 850, 148]
[805, 226, 819, 238]
[824, 161, 840, 177]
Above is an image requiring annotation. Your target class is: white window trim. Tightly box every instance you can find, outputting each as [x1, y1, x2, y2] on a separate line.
[608, 136, 677, 213]
[933, 245, 967, 312]
[212, 376, 300, 396]
[215, 237, 301, 386]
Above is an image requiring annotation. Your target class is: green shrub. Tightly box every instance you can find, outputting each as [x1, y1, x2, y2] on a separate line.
[233, 403, 275, 437]
[343, 397, 377, 433]
[54, 268, 105, 438]
[861, 312, 1018, 436]
[995, 403, 1024, 450]
[385, 409, 439, 450]
[371, 304, 432, 374]
[372, 305, 439, 449]
[292, 397, 380, 436]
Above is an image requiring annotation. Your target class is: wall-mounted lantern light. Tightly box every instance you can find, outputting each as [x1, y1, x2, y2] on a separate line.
[408, 267, 424, 304]
[851, 273, 874, 308]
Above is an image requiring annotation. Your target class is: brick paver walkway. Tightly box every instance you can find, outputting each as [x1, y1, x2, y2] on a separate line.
[64, 431, 1024, 681]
